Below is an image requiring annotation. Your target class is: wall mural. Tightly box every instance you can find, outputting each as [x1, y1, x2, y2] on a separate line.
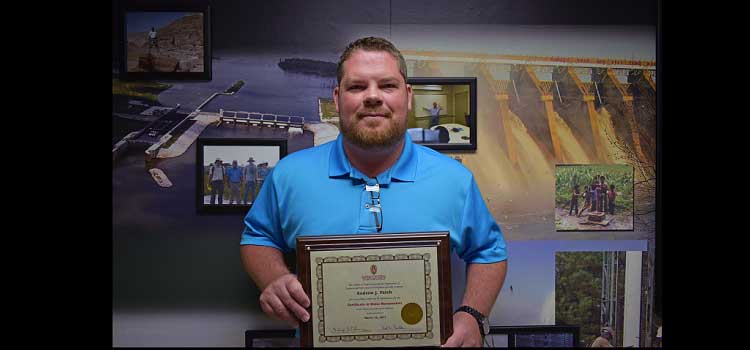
[112, 4, 658, 346]
[113, 49, 656, 240]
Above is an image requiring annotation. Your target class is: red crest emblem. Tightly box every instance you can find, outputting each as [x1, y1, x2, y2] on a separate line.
[370, 265, 377, 275]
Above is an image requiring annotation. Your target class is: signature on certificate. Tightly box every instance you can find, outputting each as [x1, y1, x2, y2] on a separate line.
[331, 325, 371, 334]
[380, 324, 408, 331]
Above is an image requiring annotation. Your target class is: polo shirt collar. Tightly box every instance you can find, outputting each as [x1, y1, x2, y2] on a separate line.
[328, 133, 418, 184]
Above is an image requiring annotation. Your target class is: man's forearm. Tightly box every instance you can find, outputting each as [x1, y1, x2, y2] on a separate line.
[459, 260, 507, 315]
[240, 245, 292, 290]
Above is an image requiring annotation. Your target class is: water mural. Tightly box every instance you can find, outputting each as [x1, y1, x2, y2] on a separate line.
[403, 55, 655, 240]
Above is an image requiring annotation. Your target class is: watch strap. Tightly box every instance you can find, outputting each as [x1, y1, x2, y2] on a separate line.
[455, 305, 487, 336]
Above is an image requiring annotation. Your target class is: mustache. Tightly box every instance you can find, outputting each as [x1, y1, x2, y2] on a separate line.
[356, 109, 392, 118]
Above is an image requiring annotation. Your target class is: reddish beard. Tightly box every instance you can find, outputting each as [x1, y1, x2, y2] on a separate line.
[340, 109, 406, 149]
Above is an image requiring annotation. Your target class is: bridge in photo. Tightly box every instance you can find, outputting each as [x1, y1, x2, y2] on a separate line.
[217, 109, 306, 129]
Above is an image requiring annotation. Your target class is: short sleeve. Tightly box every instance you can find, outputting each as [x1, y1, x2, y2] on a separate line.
[240, 170, 288, 252]
[454, 176, 507, 263]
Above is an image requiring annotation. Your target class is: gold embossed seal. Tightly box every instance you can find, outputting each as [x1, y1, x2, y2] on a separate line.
[401, 303, 423, 325]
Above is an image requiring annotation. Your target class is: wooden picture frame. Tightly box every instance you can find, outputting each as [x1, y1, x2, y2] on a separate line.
[297, 232, 453, 347]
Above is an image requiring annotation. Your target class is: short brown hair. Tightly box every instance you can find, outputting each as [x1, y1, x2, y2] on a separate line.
[336, 37, 408, 85]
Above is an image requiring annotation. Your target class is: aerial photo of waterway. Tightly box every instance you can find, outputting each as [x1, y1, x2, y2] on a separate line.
[113, 50, 336, 240]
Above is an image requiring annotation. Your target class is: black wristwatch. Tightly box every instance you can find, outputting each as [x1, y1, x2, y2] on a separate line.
[455, 305, 489, 336]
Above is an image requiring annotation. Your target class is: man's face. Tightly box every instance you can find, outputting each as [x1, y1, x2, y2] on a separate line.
[433, 102, 437, 108]
[334, 49, 412, 149]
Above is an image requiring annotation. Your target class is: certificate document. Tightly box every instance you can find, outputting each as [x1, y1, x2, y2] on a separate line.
[309, 246, 441, 347]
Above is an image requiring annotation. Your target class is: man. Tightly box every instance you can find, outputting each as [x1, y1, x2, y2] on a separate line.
[569, 184, 580, 216]
[208, 158, 225, 205]
[599, 175, 608, 213]
[256, 162, 269, 190]
[243, 157, 257, 205]
[227, 160, 243, 204]
[591, 326, 615, 347]
[423, 101, 443, 127]
[147, 27, 158, 53]
[239, 37, 507, 347]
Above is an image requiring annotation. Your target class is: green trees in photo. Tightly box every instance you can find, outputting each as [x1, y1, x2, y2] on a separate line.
[554, 165, 634, 213]
[556, 251, 626, 347]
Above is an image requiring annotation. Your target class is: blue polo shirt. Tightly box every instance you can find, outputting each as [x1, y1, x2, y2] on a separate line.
[240, 133, 506, 264]
[226, 166, 243, 183]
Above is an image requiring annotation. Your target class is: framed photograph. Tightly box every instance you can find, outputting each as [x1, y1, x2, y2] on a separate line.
[489, 326, 580, 348]
[554, 164, 635, 231]
[196, 138, 287, 214]
[297, 232, 453, 347]
[245, 329, 297, 349]
[406, 77, 477, 151]
[118, 0, 211, 80]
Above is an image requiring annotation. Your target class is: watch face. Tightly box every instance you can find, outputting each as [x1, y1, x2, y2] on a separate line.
[482, 318, 490, 335]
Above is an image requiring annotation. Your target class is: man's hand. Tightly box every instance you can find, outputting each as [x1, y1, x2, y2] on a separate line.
[258, 273, 311, 328]
[442, 311, 482, 347]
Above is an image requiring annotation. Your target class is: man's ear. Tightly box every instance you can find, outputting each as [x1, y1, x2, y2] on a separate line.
[406, 84, 413, 111]
[333, 86, 340, 114]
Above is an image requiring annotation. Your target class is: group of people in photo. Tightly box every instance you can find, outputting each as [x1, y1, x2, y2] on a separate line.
[568, 175, 617, 217]
[207, 157, 270, 205]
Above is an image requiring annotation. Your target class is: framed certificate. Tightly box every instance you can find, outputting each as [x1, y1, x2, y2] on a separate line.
[297, 232, 453, 347]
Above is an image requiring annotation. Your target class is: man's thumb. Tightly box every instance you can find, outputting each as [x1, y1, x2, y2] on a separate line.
[441, 333, 461, 347]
